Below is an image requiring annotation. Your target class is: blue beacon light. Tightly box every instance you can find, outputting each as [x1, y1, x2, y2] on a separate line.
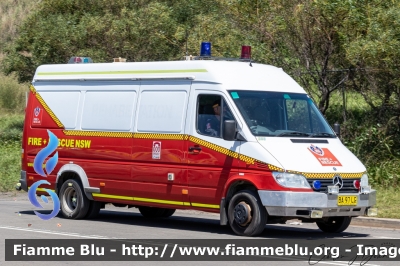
[312, 180, 321, 190]
[200, 42, 211, 56]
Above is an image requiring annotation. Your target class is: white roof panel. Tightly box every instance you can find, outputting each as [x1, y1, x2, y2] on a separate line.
[33, 60, 305, 93]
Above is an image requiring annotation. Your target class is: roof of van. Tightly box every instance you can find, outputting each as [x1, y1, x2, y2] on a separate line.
[33, 60, 305, 93]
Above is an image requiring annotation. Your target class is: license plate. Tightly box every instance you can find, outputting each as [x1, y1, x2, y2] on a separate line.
[337, 196, 358, 206]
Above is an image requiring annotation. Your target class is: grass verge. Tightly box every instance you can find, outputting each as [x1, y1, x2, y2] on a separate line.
[375, 185, 400, 219]
[0, 141, 21, 192]
[0, 113, 24, 192]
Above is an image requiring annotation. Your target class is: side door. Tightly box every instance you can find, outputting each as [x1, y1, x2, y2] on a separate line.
[131, 81, 190, 207]
[186, 90, 241, 210]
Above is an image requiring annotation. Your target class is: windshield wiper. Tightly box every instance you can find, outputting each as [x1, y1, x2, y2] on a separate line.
[255, 131, 271, 136]
[309, 132, 336, 138]
[276, 131, 310, 137]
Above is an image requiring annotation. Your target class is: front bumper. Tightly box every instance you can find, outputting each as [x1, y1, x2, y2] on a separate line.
[258, 190, 376, 218]
[16, 170, 28, 192]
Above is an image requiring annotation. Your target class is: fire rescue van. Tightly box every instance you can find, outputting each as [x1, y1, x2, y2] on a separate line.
[18, 43, 377, 236]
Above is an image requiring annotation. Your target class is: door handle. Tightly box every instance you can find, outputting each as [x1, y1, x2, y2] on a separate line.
[189, 145, 202, 154]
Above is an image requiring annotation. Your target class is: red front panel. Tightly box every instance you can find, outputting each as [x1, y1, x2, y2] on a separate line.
[187, 138, 239, 208]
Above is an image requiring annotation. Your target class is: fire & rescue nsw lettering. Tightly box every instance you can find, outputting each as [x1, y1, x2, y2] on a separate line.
[28, 137, 91, 149]
[59, 139, 91, 148]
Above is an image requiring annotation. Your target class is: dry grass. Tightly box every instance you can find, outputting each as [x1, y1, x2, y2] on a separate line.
[0, 0, 39, 50]
[375, 186, 400, 219]
[0, 72, 28, 112]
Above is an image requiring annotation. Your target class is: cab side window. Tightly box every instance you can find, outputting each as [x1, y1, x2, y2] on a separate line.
[196, 95, 235, 138]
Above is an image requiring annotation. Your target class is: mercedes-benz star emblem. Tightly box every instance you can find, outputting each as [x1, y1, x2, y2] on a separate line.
[333, 175, 343, 189]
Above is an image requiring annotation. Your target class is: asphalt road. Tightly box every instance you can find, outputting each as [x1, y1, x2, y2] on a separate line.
[1, 192, 399, 266]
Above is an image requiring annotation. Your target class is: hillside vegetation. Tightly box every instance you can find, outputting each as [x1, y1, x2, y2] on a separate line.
[0, 0, 39, 59]
[0, 0, 399, 206]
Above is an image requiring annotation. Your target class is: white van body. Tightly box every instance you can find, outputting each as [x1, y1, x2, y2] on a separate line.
[21, 59, 376, 236]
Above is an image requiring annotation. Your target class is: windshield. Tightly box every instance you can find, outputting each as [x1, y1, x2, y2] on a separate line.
[228, 91, 335, 137]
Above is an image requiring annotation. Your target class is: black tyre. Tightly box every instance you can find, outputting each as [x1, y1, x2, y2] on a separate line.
[161, 209, 176, 218]
[138, 206, 166, 218]
[227, 190, 267, 236]
[59, 179, 90, 219]
[85, 200, 102, 219]
[316, 217, 352, 233]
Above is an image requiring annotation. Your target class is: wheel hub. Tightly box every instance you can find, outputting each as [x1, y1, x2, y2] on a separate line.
[234, 201, 252, 226]
[70, 193, 77, 208]
[64, 187, 77, 210]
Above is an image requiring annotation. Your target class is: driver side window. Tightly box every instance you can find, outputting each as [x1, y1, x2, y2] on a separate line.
[196, 95, 234, 138]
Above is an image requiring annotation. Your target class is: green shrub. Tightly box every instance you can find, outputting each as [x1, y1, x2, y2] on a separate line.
[0, 73, 28, 112]
[367, 160, 400, 188]
[0, 113, 24, 142]
[0, 113, 24, 192]
[0, 142, 21, 192]
[344, 124, 398, 162]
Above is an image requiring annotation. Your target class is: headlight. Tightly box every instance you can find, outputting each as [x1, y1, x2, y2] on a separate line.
[272, 172, 311, 189]
[361, 173, 369, 187]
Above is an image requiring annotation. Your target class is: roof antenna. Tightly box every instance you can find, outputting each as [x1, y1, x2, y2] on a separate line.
[249, 48, 252, 67]
[185, 29, 189, 57]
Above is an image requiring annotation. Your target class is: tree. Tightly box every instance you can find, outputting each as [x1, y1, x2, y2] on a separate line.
[222, 0, 356, 114]
[344, 1, 400, 121]
[2, 0, 244, 82]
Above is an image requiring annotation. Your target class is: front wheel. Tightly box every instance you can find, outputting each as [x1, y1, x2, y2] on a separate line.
[227, 190, 267, 236]
[161, 209, 176, 218]
[316, 217, 352, 233]
[59, 179, 90, 219]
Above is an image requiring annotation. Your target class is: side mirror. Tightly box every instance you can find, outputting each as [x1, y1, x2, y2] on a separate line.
[223, 120, 237, 141]
[334, 122, 340, 138]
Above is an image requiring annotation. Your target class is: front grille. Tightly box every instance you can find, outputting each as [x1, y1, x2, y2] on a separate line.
[307, 178, 360, 193]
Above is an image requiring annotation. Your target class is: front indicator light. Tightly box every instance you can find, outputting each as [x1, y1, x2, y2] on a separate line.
[311, 210, 323, 218]
[360, 186, 371, 194]
[367, 208, 378, 216]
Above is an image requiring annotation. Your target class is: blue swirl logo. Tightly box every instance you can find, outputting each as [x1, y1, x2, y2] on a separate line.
[29, 130, 60, 220]
[33, 130, 59, 177]
[28, 180, 60, 220]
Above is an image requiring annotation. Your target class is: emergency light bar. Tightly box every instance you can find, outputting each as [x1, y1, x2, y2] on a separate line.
[68, 57, 93, 64]
[195, 42, 252, 62]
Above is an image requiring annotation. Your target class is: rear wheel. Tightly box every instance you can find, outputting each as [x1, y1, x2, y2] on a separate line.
[139, 206, 173, 218]
[85, 201, 102, 219]
[59, 179, 90, 219]
[316, 217, 352, 233]
[227, 190, 267, 236]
